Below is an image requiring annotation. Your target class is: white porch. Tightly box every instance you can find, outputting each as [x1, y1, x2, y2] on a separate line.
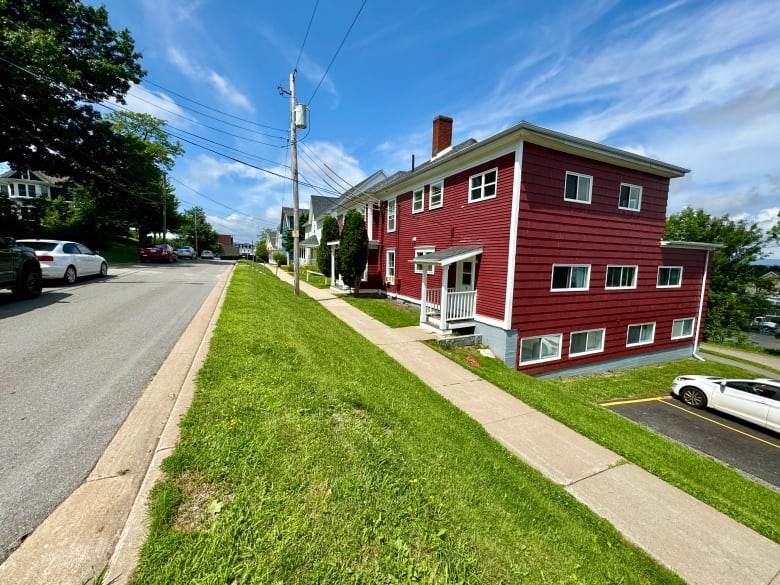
[413, 246, 482, 333]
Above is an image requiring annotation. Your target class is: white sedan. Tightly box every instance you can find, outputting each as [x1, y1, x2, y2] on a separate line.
[17, 239, 108, 284]
[671, 375, 780, 432]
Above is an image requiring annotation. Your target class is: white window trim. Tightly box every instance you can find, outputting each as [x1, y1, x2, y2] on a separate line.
[550, 264, 591, 291]
[468, 168, 498, 203]
[412, 187, 424, 214]
[605, 265, 638, 289]
[385, 249, 396, 284]
[387, 198, 396, 232]
[671, 317, 695, 340]
[414, 246, 435, 275]
[519, 333, 563, 365]
[657, 266, 683, 288]
[626, 322, 656, 347]
[569, 328, 606, 357]
[619, 183, 642, 211]
[564, 171, 593, 204]
[429, 180, 443, 210]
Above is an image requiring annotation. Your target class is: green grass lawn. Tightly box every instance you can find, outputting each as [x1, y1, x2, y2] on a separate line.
[342, 294, 421, 328]
[100, 238, 140, 264]
[131, 264, 687, 584]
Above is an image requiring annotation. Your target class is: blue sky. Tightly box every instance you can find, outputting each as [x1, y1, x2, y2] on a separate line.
[87, 0, 779, 255]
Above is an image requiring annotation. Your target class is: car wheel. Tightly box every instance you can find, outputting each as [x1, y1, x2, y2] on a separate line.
[99, 262, 108, 277]
[12, 267, 43, 299]
[64, 265, 77, 284]
[680, 386, 707, 409]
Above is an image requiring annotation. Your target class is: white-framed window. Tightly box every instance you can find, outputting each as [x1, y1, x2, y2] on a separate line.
[627, 322, 655, 346]
[657, 266, 683, 287]
[469, 168, 497, 202]
[520, 333, 562, 365]
[551, 264, 590, 291]
[564, 171, 592, 204]
[387, 199, 396, 232]
[570, 328, 605, 357]
[412, 187, 424, 213]
[429, 180, 443, 209]
[619, 183, 642, 211]
[414, 246, 435, 275]
[671, 318, 695, 339]
[386, 249, 395, 284]
[605, 265, 637, 289]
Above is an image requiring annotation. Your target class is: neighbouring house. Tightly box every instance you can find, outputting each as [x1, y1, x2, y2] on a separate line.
[325, 115, 719, 377]
[277, 205, 308, 263]
[0, 169, 68, 219]
[299, 194, 339, 266]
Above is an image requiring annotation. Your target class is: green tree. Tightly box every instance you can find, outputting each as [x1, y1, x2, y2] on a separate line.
[255, 240, 269, 262]
[665, 206, 769, 340]
[0, 0, 144, 182]
[178, 207, 217, 254]
[317, 215, 339, 276]
[768, 210, 780, 247]
[337, 210, 368, 294]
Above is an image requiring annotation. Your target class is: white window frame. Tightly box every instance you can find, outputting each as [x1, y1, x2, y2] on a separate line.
[519, 333, 563, 365]
[605, 265, 638, 289]
[468, 168, 498, 202]
[550, 264, 590, 291]
[569, 328, 605, 357]
[671, 318, 695, 339]
[414, 246, 435, 275]
[564, 171, 592, 204]
[387, 198, 396, 232]
[412, 187, 424, 213]
[386, 249, 396, 284]
[429, 180, 443, 209]
[619, 183, 642, 211]
[626, 322, 656, 347]
[657, 266, 683, 288]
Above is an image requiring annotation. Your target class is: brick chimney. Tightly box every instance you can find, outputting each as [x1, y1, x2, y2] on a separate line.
[432, 115, 453, 158]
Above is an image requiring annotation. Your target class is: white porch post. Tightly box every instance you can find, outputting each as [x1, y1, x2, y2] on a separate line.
[440, 265, 450, 330]
[329, 245, 336, 284]
[420, 269, 428, 324]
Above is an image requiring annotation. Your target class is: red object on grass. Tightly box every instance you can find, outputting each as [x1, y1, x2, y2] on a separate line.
[466, 356, 480, 367]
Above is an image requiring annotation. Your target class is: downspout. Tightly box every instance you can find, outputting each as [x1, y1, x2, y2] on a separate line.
[692, 249, 711, 361]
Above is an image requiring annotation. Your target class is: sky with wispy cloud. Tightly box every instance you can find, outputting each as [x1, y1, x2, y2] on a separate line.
[89, 0, 779, 255]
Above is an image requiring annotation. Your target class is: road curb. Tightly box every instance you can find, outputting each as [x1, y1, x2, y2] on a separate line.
[0, 264, 233, 585]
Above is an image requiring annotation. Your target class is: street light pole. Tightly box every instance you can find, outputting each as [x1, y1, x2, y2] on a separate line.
[289, 70, 300, 297]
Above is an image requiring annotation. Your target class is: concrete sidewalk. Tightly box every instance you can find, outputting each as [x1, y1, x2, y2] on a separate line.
[700, 343, 780, 376]
[278, 269, 780, 585]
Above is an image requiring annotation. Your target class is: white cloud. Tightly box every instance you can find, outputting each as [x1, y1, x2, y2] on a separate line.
[118, 84, 188, 123]
[167, 47, 253, 111]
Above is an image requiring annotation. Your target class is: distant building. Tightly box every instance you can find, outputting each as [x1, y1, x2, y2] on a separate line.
[0, 169, 68, 219]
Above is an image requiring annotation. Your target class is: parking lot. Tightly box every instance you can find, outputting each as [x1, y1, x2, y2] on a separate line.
[602, 395, 780, 490]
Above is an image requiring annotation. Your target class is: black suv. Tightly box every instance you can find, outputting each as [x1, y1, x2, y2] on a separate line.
[0, 237, 43, 299]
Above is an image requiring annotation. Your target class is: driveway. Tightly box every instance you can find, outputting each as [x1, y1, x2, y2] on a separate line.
[603, 396, 780, 490]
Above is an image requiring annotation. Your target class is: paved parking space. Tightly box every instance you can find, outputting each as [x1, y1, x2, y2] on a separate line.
[602, 396, 780, 490]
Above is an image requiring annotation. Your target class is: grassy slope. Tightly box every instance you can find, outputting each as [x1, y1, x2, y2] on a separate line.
[131, 264, 683, 584]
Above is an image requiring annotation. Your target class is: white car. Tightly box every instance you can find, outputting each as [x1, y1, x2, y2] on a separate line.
[201, 250, 214, 259]
[17, 239, 108, 284]
[671, 375, 780, 432]
[175, 246, 195, 259]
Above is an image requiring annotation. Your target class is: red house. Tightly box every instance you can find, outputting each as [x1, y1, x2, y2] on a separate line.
[327, 116, 718, 376]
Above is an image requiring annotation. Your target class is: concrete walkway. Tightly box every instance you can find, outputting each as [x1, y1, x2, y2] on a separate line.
[278, 270, 780, 585]
[700, 342, 780, 376]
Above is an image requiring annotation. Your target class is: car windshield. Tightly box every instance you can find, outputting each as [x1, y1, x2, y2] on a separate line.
[18, 241, 57, 251]
[154, 244, 168, 249]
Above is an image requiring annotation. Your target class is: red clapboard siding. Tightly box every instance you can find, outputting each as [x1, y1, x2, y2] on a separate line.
[514, 143, 708, 375]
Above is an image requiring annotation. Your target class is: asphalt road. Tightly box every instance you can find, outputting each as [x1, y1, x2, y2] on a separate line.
[0, 259, 230, 562]
[603, 396, 780, 490]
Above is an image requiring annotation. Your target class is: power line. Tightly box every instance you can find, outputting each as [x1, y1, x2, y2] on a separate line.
[295, 0, 320, 71]
[308, 0, 367, 106]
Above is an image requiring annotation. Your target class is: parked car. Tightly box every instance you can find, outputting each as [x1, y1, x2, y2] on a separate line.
[0, 236, 43, 299]
[140, 243, 178, 263]
[17, 239, 108, 284]
[671, 375, 780, 432]
[175, 246, 195, 259]
[201, 249, 214, 259]
[750, 316, 779, 332]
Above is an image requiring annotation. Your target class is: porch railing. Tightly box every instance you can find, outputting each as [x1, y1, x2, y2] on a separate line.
[425, 288, 476, 322]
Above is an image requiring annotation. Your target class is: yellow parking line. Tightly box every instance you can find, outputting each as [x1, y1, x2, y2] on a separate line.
[660, 400, 780, 450]
[600, 396, 668, 407]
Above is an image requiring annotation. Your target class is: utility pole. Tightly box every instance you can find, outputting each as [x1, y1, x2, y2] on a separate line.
[289, 70, 300, 296]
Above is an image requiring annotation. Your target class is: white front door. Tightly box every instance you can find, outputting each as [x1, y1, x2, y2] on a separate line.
[455, 260, 474, 292]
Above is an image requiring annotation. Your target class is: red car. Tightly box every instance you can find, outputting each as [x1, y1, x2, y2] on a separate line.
[139, 243, 178, 263]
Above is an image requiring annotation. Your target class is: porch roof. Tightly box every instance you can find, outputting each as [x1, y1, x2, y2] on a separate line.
[409, 245, 483, 267]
